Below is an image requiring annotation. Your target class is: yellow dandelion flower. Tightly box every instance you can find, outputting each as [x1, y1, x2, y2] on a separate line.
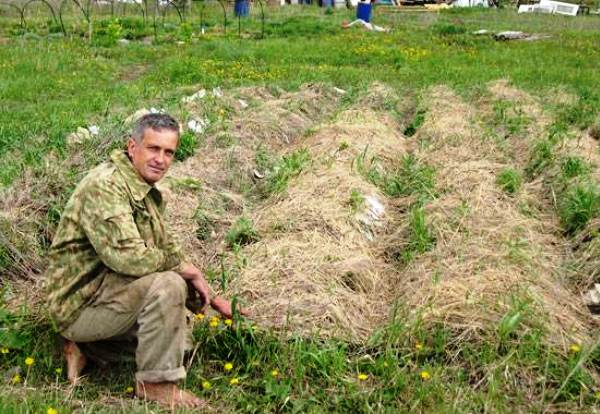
[383, 362, 388, 367]
[47, 408, 58, 414]
[125, 386, 134, 393]
[569, 344, 581, 353]
[415, 342, 423, 351]
[224, 362, 233, 371]
[271, 369, 279, 378]
[11, 374, 21, 384]
[229, 377, 239, 385]
[209, 320, 218, 328]
[224, 319, 233, 327]
[1, 347, 9, 354]
[195, 313, 205, 321]
[202, 380, 212, 390]
[357, 373, 368, 381]
[420, 370, 431, 380]
[55, 368, 62, 375]
[25, 357, 34, 366]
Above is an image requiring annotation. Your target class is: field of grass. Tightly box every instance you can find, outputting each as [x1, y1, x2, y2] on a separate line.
[1, 3, 600, 413]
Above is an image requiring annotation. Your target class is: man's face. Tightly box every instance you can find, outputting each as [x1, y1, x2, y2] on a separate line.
[127, 127, 178, 184]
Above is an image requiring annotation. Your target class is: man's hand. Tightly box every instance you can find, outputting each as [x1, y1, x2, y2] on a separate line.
[210, 296, 250, 319]
[177, 262, 210, 312]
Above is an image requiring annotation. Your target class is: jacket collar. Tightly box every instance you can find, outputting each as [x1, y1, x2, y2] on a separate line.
[110, 149, 153, 202]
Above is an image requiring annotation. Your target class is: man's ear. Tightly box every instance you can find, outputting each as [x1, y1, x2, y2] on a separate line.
[127, 137, 136, 158]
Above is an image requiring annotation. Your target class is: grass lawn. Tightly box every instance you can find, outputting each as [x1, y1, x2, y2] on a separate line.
[1, 3, 600, 413]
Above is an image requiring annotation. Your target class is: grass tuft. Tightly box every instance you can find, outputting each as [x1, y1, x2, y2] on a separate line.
[260, 148, 310, 197]
[399, 207, 436, 264]
[525, 140, 554, 180]
[403, 109, 426, 137]
[225, 216, 259, 248]
[175, 131, 198, 161]
[496, 168, 522, 195]
[349, 189, 365, 213]
[356, 149, 435, 202]
[560, 156, 590, 180]
[558, 183, 600, 235]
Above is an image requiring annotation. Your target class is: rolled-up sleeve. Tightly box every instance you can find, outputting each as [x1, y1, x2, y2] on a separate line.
[80, 183, 167, 277]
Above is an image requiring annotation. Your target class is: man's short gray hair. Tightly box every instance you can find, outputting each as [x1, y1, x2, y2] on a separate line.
[131, 113, 180, 143]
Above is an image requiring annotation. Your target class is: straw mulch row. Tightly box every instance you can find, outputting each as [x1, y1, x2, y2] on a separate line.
[166, 83, 344, 269]
[394, 85, 591, 348]
[165, 82, 597, 346]
[1, 80, 596, 350]
[227, 102, 407, 340]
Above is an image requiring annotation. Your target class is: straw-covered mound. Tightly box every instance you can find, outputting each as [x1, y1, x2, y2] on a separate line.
[166, 83, 344, 267]
[165, 82, 594, 344]
[396, 86, 591, 346]
[483, 81, 600, 309]
[225, 103, 407, 340]
[1, 80, 595, 348]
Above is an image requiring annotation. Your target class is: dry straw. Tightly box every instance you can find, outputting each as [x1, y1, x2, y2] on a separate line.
[395, 85, 592, 347]
[0, 81, 595, 350]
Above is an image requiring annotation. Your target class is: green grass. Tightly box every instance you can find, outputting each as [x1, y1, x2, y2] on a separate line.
[260, 148, 311, 197]
[1, 8, 600, 187]
[1, 299, 597, 413]
[558, 182, 600, 235]
[355, 149, 435, 203]
[2, 6, 600, 413]
[560, 155, 591, 179]
[400, 207, 436, 264]
[349, 188, 365, 213]
[492, 100, 529, 138]
[496, 167, 523, 195]
[525, 139, 555, 180]
[175, 130, 198, 161]
[225, 216, 259, 248]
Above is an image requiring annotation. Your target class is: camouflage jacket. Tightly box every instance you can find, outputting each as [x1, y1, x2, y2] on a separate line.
[45, 149, 183, 331]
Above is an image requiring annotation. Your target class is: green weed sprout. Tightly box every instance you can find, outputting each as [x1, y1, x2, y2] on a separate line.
[225, 217, 259, 248]
[559, 183, 600, 234]
[496, 168, 522, 195]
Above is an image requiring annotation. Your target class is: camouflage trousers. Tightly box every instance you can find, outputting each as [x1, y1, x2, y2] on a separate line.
[61, 271, 192, 383]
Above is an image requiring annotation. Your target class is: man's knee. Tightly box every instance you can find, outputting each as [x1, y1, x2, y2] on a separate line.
[150, 271, 188, 304]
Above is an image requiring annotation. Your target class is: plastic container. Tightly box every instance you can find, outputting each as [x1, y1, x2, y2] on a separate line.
[356, 1, 372, 22]
[234, 0, 249, 17]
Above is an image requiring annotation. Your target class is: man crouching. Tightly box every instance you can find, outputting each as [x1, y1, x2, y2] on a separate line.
[45, 113, 239, 409]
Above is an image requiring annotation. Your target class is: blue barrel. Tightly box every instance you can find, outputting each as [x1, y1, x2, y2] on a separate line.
[234, 0, 249, 17]
[322, 0, 333, 6]
[357, 2, 372, 22]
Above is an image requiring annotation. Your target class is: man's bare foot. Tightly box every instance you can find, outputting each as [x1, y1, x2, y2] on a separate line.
[63, 340, 86, 385]
[136, 381, 206, 409]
